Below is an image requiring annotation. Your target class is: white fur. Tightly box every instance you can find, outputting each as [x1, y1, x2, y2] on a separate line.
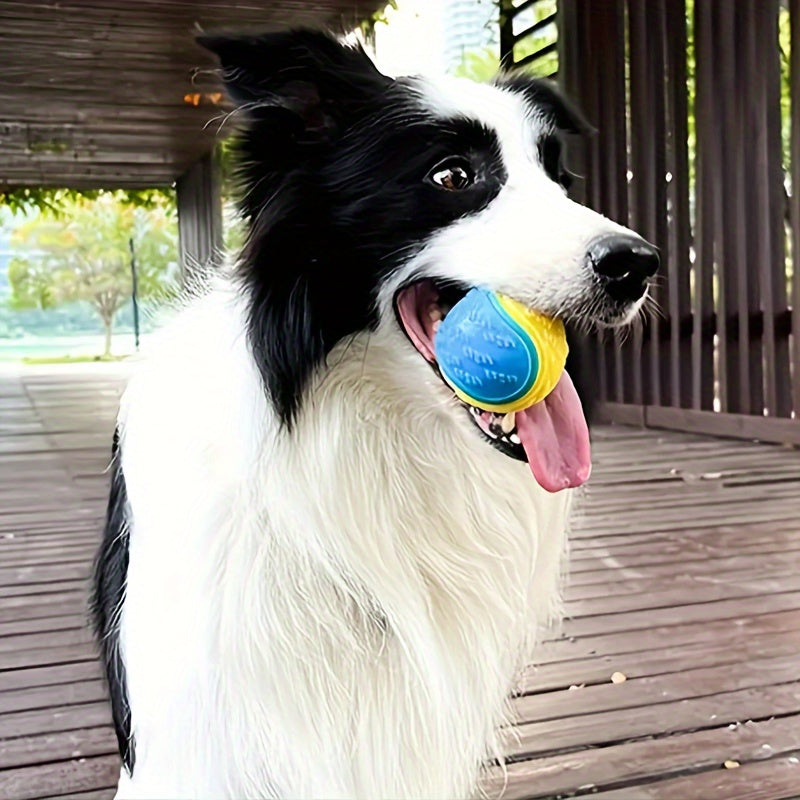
[115, 280, 571, 799]
[113, 74, 645, 800]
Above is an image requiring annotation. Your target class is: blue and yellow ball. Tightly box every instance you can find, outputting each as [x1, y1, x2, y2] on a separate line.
[434, 289, 568, 413]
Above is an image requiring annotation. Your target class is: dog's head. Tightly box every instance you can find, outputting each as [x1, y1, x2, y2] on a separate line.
[200, 29, 658, 492]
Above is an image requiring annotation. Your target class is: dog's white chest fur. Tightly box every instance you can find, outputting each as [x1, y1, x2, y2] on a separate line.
[114, 284, 572, 799]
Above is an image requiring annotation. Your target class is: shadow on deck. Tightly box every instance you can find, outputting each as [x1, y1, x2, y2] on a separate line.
[1, 365, 799, 800]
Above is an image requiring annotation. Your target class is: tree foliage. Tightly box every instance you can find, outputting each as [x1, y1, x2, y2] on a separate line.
[0, 186, 173, 218]
[8, 193, 179, 355]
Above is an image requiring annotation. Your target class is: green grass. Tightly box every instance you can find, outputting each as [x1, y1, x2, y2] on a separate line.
[21, 353, 129, 365]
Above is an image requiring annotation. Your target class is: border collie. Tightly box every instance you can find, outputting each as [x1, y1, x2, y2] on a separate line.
[92, 29, 658, 799]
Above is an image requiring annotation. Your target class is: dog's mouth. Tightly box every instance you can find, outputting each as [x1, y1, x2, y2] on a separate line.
[394, 279, 591, 492]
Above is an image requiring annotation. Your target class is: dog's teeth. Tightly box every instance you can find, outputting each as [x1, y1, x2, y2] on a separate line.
[500, 412, 516, 433]
[510, 433, 521, 445]
[432, 320, 441, 333]
[428, 305, 443, 323]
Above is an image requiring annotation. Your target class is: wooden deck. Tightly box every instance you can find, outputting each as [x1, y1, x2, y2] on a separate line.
[1, 364, 799, 800]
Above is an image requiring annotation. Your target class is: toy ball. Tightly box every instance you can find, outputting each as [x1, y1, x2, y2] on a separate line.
[433, 289, 568, 413]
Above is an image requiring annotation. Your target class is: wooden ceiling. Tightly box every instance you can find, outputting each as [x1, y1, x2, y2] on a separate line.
[0, 0, 382, 189]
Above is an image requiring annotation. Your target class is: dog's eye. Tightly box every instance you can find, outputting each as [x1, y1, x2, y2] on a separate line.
[429, 160, 474, 191]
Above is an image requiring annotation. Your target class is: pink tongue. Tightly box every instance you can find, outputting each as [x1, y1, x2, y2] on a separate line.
[515, 372, 591, 493]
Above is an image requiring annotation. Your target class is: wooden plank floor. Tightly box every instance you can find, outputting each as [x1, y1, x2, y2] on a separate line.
[1, 364, 799, 800]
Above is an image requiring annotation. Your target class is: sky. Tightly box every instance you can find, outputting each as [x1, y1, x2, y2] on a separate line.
[369, 0, 450, 77]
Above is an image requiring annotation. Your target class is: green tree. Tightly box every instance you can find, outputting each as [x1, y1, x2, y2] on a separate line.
[8, 194, 179, 356]
[0, 186, 171, 217]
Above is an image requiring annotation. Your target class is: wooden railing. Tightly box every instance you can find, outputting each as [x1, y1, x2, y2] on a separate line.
[555, 0, 800, 445]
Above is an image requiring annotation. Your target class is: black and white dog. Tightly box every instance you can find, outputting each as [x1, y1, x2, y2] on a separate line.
[92, 29, 658, 799]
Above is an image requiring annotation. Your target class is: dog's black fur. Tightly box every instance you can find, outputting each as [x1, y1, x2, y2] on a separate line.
[90, 429, 134, 773]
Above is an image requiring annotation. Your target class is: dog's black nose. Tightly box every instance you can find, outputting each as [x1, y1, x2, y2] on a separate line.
[587, 234, 659, 303]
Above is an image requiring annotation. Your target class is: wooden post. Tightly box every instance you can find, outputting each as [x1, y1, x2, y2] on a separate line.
[791, 0, 800, 421]
[557, 0, 605, 410]
[498, 0, 516, 69]
[692, 0, 717, 412]
[176, 150, 223, 284]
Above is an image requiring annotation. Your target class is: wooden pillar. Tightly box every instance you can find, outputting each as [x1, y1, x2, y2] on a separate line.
[498, 0, 515, 68]
[558, 0, 631, 411]
[176, 150, 223, 283]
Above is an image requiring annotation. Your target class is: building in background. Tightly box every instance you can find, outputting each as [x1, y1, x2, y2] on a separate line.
[370, 0, 497, 77]
[441, 0, 498, 73]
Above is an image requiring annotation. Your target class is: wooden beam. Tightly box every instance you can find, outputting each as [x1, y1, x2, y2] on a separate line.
[598, 403, 800, 446]
[0, 0, 383, 190]
[791, 0, 800, 419]
[692, 0, 716, 411]
[177, 151, 223, 282]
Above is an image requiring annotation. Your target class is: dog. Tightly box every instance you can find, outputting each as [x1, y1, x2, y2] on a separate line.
[91, 29, 658, 799]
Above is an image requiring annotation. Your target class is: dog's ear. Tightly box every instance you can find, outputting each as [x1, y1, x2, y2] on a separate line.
[197, 29, 393, 137]
[197, 31, 394, 426]
[497, 76, 594, 135]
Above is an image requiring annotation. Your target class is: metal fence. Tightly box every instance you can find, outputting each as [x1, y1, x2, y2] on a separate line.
[512, 0, 799, 445]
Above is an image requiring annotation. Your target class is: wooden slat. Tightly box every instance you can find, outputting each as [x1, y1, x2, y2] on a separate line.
[519, 625, 800, 694]
[572, 1, 628, 406]
[608, 1, 628, 405]
[0, 703, 112, 740]
[628, 0, 669, 407]
[0, 681, 107, 716]
[536, 608, 800, 666]
[600, 402, 800, 445]
[482, 717, 800, 800]
[589, 755, 800, 800]
[648, 0, 669, 407]
[694, 0, 724, 411]
[513, 653, 800, 725]
[793, 0, 800, 421]
[736, 1, 765, 417]
[732, 3, 758, 414]
[746, 1, 786, 417]
[558, 0, 611, 408]
[564, 572, 800, 616]
[2, 662, 102, 693]
[0, 726, 116, 771]
[505, 680, 800, 762]
[709, 0, 739, 413]
[664, 0, 692, 409]
[0, 756, 119, 800]
[762, 4, 793, 419]
[643, 405, 800, 445]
